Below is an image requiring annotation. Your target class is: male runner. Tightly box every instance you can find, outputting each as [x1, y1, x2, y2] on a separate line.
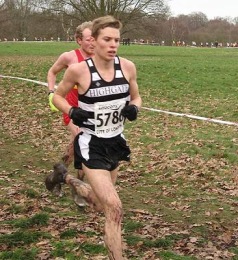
[47, 22, 94, 203]
[45, 15, 142, 259]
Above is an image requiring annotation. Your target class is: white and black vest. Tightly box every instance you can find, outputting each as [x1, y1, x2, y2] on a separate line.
[78, 56, 131, 138]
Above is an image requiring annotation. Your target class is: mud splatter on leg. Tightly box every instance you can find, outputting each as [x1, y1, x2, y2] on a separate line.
[66, 176, 103, 211]
[62, 140, 74, 167]
[104, 202, 123, 259]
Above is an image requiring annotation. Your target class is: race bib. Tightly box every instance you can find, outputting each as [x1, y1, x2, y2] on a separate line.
[94, 100, 126, 138]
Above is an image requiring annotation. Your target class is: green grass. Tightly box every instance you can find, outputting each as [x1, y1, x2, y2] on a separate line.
[0, 230, 50, 247]
[0, 42, 237, 259]
[0, 248, 39, 260]
[159, 251, 197, 260]
[0, 41, 77, 56]
[12, 213, 49, 228]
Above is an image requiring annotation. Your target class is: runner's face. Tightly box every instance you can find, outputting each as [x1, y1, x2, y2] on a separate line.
[94, 27, 120, 61]
[80, 28, 94, 56]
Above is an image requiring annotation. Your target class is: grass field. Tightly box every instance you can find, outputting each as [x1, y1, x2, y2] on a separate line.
[0, 42, 238, 260]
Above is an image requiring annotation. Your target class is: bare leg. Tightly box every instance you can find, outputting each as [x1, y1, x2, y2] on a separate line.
[110, 168, 119, 185]
[104, 191, 123, 260]
[46, 163, 124, 259]
[65, 174, 103, 212]
[57, 122, 87, 203]
[77, 169, 85, 180]
[61, 121, 88, 206]
[62, 121, 80, 167]
[61, 138, 74, 166]
[83, 166, 124, 260]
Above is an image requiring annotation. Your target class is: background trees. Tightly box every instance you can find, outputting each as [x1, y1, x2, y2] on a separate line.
[0, 0, 237, 45]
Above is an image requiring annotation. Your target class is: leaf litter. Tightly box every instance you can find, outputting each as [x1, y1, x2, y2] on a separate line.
[0, 56, 238, 259]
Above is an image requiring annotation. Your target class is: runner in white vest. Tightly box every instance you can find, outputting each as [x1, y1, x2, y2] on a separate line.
[45, 15, 142, 260]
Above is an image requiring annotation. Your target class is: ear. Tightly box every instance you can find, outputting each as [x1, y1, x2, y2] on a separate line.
[91, 37, 96, 46]
[76, 38, 82, 45]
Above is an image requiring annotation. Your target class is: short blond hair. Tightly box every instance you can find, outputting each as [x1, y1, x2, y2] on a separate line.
[74, 21, 93, 40]
[91, 15, 122, 39]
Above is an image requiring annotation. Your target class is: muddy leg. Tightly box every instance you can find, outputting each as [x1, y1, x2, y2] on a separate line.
[104, 198, 123, 260]
[83, 166, 124, 259]
[62, 122, 80, 167]
[65, 175, 103, 212]
[77, 169, 85, 180]
[62, 138, 74, 167]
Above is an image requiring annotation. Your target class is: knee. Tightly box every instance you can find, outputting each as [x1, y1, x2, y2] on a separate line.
[104, 197, 123, 223]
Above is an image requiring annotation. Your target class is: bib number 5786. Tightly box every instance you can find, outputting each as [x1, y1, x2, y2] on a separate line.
[96, 111, 124, 127]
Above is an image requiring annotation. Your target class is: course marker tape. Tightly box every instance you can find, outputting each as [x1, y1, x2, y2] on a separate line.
[0, 74, 49, 87]
[1, 74, 237, 127]
[142, 107, 238, 127]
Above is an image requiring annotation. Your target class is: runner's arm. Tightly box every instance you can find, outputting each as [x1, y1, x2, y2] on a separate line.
[52, 65, 78, 114]
[127, 61, 142, 109]
[47, 53, 69, 92]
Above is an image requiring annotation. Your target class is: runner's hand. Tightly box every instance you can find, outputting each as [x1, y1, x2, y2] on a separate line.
[121, 105, 138, 121]
[69, 107, 92, 126]
[48, 92, 59, 112]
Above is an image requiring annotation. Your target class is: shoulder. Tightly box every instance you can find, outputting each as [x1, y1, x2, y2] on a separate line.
[64, 60, 91, 91]
[118, 56, 136, 73]
[57, 50, 78, 65]
[119, 56, 135, 68]
[67, 60, 89, 74]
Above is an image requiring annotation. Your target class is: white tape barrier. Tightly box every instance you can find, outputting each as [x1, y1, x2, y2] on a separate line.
[0, 74, 58, 89]
[0, 74, 49, 87]
[0, 74, 237, 127]
[142, 107, 238, 127]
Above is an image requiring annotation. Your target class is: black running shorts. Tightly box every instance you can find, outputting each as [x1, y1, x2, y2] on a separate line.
[74, 132, 131, 171]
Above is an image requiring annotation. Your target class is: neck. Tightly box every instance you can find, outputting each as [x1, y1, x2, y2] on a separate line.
[93, 55, 114, 69]
[79, 48, 92, 59]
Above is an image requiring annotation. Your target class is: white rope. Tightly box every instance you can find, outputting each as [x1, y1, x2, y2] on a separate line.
[1, 74, 237, 127]
[0, 74, 49, 87]
[142, 107, 238, 127]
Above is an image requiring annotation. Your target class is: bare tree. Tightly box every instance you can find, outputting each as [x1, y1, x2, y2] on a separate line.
[0, 0, 37, 39]
[37, 0, 170, 34]
[1, 0, 238, 43]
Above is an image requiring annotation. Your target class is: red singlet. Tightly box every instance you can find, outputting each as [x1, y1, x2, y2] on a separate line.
[63, 49, 85, 125]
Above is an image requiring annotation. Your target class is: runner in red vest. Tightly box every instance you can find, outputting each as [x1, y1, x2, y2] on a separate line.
[47, 22, 94, 200]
